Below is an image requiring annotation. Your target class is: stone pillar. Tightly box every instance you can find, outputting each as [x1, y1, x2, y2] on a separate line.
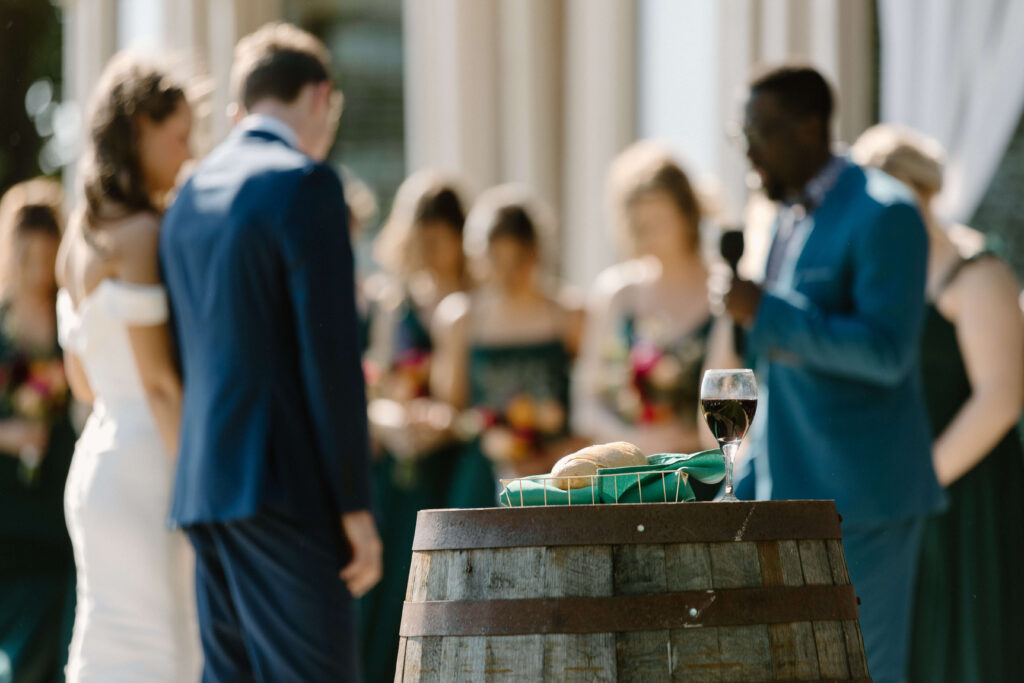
[206, 0, 283, 145]
[834, 0, 873, 145]
[403, 0, 500, 192]
[59, 0, 118, 204]
[497, 0, 563, 217]
[561, 0, 636, 288]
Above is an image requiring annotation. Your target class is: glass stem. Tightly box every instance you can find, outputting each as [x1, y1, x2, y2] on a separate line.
[722, 442, 738, 499]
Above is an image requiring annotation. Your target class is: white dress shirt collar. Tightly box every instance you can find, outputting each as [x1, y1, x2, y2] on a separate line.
[239, 113, 300, 150]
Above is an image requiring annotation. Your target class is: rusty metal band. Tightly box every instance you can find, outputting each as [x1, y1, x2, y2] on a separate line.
[412, 500, 842, 551]
[399, 584, 858, 636]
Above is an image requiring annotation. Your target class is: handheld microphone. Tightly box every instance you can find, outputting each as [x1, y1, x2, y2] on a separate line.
[719, 228, 747, 358]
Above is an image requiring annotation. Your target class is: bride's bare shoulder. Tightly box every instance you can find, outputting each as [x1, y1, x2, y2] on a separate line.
[107, 211, 161, 257]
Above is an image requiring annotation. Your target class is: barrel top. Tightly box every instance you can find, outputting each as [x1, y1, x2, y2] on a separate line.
[412, 500, 843, 551]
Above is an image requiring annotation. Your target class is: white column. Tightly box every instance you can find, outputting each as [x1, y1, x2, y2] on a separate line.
[497, 0, 563, 215]
[808, 0, 840, 86]
[759, 0, 791, 63]
[562, 0, 636, 289]
[59, 0, 118, 205]
[716, 0, 759, 223]
[638, 0, 757, 224]
[637, 0, 718, 175]
[205, 0, 282, 146]
[206, 0, 238, 145]
[835, 0, 873, 144]
[403, 0, 500, 193]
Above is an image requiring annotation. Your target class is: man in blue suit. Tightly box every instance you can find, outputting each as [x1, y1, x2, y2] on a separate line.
[726, 66, 945, 683]
[160, 23, 381, 682]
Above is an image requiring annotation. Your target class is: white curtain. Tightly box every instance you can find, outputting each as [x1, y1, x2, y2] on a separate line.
[878, 0, 1024, 222]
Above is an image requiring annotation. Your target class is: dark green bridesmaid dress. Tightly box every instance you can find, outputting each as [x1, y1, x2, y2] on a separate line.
[446, 339, 572, 509]
[358, 297, 458, 683]
[0, 306, 76, 683]
[907, 255, 1024, 682]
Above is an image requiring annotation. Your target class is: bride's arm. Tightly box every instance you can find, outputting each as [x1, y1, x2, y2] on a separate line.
[64, 351, 95, 405]
[56, 215, 96, 406]
[116, 215, 183, 459]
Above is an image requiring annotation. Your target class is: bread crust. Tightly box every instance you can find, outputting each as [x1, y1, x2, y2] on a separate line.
[550, 441, 646, 490]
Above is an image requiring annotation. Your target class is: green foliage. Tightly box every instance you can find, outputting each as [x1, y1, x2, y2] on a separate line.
[0, 0, 62, 196]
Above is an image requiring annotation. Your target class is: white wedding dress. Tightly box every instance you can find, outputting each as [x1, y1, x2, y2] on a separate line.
[57, 280, 202, 682]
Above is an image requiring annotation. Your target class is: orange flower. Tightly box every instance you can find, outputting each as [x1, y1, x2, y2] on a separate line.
[505, 394, 536, 431]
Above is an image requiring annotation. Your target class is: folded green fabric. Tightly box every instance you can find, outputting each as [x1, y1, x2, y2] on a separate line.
[498, 450, 725, 507]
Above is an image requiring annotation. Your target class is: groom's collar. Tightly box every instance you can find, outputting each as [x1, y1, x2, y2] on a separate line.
[238, 113, 300, 150]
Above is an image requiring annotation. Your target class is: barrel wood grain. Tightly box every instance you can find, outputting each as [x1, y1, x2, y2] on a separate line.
[798, 540, 833, 585]
[544, 633, 617, 681]
[710, 542, 763, 589]
[813, 620, 851, 678]
[397, 502, 868, 682]
[666, 542, 714, 591]
[717, 625, 774, 682]
[769, 621, 821, 679]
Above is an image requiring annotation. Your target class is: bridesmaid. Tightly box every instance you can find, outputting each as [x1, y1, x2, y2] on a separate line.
[852, 124, 1024, 683]
[432, 185, 585, 508]
[0, 178, 75, 682]
[358, 170, 469, 683]
[573, 141, 722, 498]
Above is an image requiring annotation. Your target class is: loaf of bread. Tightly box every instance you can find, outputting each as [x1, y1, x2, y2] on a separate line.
[549, 442, 647, 490]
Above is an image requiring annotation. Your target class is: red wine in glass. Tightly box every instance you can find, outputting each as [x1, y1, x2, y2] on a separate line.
[700, 398, 757, 444]
[700, 370, 758, 501]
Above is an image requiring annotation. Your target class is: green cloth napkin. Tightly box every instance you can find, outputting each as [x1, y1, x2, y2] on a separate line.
[498, 450, 725, 507]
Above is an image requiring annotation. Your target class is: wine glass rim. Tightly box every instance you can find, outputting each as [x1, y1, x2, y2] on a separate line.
[703, 368, 755, 375]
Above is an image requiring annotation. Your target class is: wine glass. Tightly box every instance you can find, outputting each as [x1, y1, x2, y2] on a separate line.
[700, 369, 757, 502]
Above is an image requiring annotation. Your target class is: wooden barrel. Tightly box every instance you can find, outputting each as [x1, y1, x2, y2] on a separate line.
[395, 501, 869, 682]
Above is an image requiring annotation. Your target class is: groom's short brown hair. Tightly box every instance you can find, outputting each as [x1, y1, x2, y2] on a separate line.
[231, 22, 332, 110]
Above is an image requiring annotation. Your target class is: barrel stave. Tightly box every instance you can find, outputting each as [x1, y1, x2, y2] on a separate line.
[665, 543, 715, 591]
[768, 621, 821, 679]
[813, 620, 852, 678]
[797, 540, 834, 585]
[709, 542, 763, 588]
[397, 502, 869, 682]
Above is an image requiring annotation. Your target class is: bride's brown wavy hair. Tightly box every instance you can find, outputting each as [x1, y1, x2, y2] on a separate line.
[80, 51, 186, 226]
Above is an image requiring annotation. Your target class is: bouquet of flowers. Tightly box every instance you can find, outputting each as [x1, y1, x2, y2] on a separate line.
[468, 393, 567, 466]
[600, 319, 702, 426]
[0, 354, 69, 485]
[363, 347, 432, 403]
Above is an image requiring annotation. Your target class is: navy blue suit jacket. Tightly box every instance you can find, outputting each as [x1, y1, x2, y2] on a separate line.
[160, 127, 371, 528]
[736, 164, 946, 527]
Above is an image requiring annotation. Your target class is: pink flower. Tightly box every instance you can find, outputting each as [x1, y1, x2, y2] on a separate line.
[629, 341, 663, 379]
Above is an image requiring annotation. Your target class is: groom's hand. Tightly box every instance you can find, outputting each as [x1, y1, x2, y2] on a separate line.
[339, 510, 383, 598]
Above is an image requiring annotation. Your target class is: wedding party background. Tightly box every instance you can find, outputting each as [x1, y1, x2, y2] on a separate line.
[2, 1, 1024, 682]
[3, 0, 1023, 287]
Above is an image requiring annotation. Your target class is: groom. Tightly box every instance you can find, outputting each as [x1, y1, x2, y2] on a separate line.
[160, 23, 381, 682]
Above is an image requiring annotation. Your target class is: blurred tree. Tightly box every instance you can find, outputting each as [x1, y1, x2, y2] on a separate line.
[0, 0, 62, 197]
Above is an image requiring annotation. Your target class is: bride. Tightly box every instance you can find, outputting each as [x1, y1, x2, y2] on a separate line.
[56, 52, 201, 681]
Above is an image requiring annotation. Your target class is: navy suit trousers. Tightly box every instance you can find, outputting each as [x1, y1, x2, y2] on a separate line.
[186, 512, 361, 683]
